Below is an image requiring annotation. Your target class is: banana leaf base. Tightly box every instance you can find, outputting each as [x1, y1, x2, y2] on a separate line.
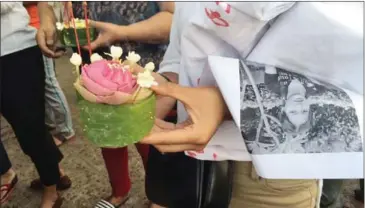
[77, 93, 156, 148]
[59, 28, 96, 47]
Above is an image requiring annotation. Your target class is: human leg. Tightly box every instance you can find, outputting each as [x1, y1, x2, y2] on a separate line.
[43, 55, 75, 146]
[135, 143, 149, 169]
[100, 147, 130, 206]
[145, 103, 201, 208]
[229, 162, 319, 208]
[146, 146, 201, 208]
[1, 46, 63, 207]
[0, 140, 17, 203]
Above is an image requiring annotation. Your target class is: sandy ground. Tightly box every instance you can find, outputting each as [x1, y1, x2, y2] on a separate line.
[1, 54, 363, 208]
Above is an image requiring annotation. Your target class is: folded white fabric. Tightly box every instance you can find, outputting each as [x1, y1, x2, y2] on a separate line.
[191, 2, 295, 57]
[237, 2, 363, 179]
[248, 2, 363, 95]
[247, 2, 364, 136]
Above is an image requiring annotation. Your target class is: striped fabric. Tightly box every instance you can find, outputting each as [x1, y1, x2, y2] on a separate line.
[95, 199, 116, 208]
[43, 55, 75, 140]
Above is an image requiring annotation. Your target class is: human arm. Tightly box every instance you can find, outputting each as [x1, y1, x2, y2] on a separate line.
[130, 5, 180, 120]
[138, 5, 230, 152]
[124, 2, 174, 43]
[37, 2, 56, 26]
[151, 5, 181, 119]
[86, 2, 175, 50]
[36, 2, 63, 57]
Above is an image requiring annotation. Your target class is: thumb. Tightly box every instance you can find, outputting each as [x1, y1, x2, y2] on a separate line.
[88, 20, 109, 31]
[83, 34, 104, 51]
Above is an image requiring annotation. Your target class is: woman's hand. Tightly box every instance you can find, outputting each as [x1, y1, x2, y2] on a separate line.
[36, 24, 64, 58]
[36, 2, 64, 58]
[84, 20, 126, 51]
[85, 2, 174, 51]
[140, 82, 228, 153]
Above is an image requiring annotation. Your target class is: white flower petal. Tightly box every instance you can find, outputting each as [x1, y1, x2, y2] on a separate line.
[144, 62, 155, 72]
[56, 22, 64, 30]
[90, 53, 103, 63]
[137, 70, 157, 88]
[70, 53, 82, 66]
[110, 45, 123, 60]
[126, 51, 141, 63]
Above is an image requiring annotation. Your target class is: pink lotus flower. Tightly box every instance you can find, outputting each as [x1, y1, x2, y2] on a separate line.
[80, 60, 138, 105]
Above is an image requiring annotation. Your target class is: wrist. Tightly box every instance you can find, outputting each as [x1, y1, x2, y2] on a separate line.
[116, 25, 131, 41]
[38, 2, 56, 24]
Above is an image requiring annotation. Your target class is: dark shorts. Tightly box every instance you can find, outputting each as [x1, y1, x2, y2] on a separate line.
[145, 146, 201, 208]
[145, 104, 201, 208]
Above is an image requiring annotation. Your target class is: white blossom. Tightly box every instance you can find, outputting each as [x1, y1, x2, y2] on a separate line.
[56, 22, 64, 30]
[90, 53, 103, 63]
[126, 51, 141, 63]
[110, 45, 123, 60]
[144, 62, 155, 72]
[137, 70, 158, 88]
[70, 53, 82, 66]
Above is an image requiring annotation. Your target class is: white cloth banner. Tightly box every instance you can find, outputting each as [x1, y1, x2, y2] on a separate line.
[205, 2, 363, 179]
[174, 2, 363, 179]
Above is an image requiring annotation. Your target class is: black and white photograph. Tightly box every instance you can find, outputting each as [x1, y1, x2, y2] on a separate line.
[239, 61, 363, 155]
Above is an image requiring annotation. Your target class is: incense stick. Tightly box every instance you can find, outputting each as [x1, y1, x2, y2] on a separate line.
[68, 2, 81, 56]
[132, 86, 142, 103]
[83, 1, 92, 57]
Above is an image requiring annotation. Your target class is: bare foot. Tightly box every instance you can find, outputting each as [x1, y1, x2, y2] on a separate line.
[59, 165, 65, 177]
[53, 137, 63, 146]
[40, 186, 59, 208]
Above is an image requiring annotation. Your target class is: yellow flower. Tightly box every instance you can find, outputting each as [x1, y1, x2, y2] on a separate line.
[73, 18, 86, 28]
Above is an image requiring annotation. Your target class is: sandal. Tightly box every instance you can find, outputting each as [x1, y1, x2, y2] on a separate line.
[30, 175, 71, 191]
[94, 196, 129, 208]
[0, 174, 18, 204]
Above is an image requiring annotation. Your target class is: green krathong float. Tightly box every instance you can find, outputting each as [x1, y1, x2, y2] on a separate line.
[64, 2, 157, 147]
[56, 2, 96, 47]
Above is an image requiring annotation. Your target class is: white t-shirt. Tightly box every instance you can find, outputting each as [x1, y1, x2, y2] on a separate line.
[160, 2, 363, 180]
[159, 2, 293, 161]
[1, 2, 37, 56]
